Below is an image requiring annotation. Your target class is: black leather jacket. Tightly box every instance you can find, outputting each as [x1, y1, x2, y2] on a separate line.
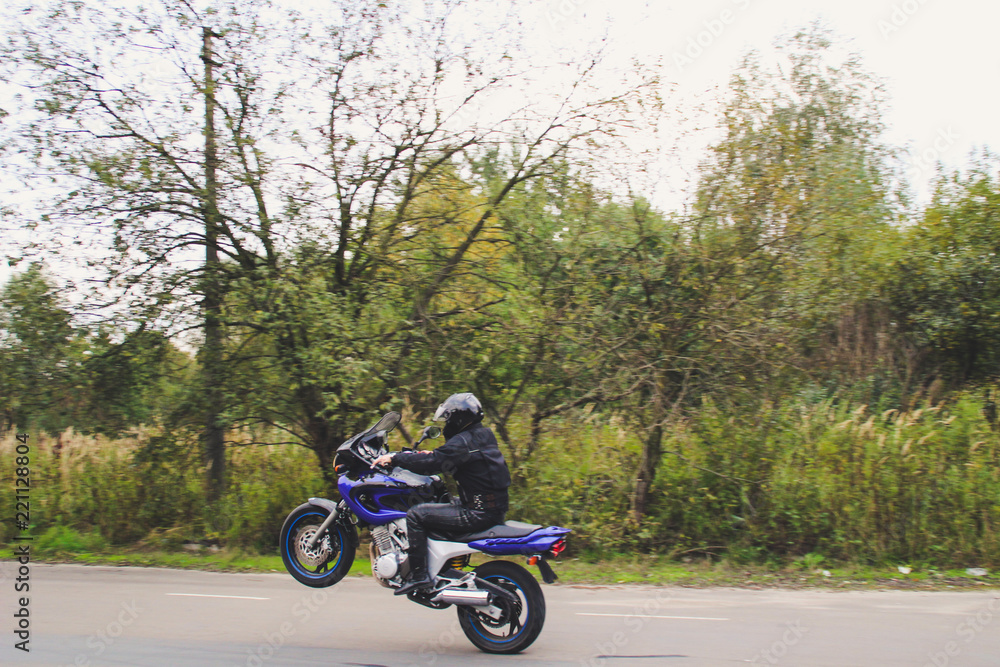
[392, 423, 511, 511]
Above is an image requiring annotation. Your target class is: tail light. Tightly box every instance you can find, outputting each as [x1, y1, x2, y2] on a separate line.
[549, 538, 566, 557]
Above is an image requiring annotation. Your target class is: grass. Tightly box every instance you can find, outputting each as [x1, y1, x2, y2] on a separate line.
[20, 542, 1000, 591]
[28, 543, 371, 578]
[4, 393, 999, 575]
[545, 555, 1000, 590]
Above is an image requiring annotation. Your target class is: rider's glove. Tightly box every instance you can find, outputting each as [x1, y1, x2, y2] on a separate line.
[372, 453, 395, 469]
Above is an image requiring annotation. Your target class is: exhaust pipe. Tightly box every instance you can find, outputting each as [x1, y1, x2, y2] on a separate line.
[433, 589, 491, 606]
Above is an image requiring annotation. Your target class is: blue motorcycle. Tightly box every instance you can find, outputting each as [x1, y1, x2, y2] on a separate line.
[279, 411, 570, 654]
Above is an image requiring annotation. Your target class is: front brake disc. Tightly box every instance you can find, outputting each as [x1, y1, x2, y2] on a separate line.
[294, 526, 333, 567]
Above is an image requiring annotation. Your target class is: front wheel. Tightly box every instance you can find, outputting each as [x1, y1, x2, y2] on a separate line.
[458, 560, 546, 654]
[279, 503, 356, 588]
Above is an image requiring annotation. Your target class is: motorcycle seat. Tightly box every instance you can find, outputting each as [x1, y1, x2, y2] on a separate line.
[433, 520, 542, 543]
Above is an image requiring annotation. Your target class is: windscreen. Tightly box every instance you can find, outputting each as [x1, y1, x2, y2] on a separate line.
[370, 411, 401, 434]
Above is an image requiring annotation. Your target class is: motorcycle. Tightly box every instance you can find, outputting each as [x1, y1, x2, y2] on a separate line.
[278, 411, 570, 654]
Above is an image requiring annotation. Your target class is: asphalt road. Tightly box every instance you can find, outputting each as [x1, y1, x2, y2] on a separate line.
[2, 562, 999, 666]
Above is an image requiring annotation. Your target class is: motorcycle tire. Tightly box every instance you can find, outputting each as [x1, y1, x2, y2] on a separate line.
[458, 560, 546, 654]
[279, 503, 356, 588]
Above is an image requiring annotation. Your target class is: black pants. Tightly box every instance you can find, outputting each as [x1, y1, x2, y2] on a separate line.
[405, 502, 504, 578]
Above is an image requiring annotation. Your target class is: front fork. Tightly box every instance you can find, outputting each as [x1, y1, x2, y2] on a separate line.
[304, 497, 342, 550]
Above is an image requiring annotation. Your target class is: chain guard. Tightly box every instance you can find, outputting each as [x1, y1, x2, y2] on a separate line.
[476, 580, 521, 628]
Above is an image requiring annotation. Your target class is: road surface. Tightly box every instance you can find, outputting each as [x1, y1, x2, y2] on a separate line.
[2, 562, 998, 666]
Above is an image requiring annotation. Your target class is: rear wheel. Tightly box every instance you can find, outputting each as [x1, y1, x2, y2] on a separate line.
[458, 560, 545, 654]
[279, 503, 356, 588]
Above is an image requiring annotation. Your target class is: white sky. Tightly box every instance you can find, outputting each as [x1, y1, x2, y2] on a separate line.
[3, 0, 999, 288]
[519, 0, 999, 202]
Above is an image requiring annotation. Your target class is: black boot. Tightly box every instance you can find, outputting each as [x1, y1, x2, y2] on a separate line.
[397, 510, 433, 596]
[394, 569, 432, 596]
[395, 541, 432, 596]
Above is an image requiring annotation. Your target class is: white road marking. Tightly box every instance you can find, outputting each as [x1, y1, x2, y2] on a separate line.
[570, 599, 729, 607]
[167, 593, 270, 600]
[576, 612, 729, 621]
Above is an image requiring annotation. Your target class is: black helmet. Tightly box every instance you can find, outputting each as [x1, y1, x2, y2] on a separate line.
[433, 392, 484, 438]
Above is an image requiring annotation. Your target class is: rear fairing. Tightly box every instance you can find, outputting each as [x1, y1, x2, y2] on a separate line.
[468, 526, 571, 556]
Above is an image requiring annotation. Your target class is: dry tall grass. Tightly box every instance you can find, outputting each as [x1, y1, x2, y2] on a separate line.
[3, 393, 998, 566]
[0, 428, 323, 551]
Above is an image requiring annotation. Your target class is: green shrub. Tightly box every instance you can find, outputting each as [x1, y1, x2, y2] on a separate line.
[35, 525, 108, 556]
[3, 391, 998, 568]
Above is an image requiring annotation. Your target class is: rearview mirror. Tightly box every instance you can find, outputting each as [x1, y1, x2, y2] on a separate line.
[413, 425, 442, 451]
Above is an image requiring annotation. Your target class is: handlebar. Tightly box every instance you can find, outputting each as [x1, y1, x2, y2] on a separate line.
[354, 423, 441, 472]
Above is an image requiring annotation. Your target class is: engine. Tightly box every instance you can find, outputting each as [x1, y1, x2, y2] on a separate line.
[369, 519, 410, 587]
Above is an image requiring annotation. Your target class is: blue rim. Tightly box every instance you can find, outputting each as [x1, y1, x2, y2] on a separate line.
[286, 511, 345, 579]
[471, 574, 528, 644]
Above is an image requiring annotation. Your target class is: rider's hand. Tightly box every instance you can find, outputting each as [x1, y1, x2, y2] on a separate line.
[372, 453, 394, 469]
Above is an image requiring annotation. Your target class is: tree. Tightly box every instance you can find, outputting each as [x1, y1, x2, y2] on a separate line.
[0, 264, 82, 432]
[470, 168, 650, 470]
[84, 326, 193, 433]
[888, 154, 1000, 385]
[2, 0, 654, 487]
[0, 265, 184, 434]
[1, 0, 293, 495]
[616, 26, 901, 522]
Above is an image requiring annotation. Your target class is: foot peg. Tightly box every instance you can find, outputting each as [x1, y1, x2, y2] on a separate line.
[395, 576, 432, 596]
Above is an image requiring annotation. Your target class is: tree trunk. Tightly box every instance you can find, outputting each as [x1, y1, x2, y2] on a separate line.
[306, 414, 341, 493]
[315, 442, 339, 493]
[201, 27, 226, 500]
[631, 423, 663, 524]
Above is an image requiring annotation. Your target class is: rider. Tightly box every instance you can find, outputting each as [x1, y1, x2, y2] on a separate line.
[372, 392, 511, 596]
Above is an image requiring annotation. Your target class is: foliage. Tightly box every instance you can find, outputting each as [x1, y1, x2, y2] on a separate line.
[887, 153, 1000, 385]
[3, 395, 997, 567]
[2, 8, 1000, 568]
[0, 264, 83, 433]
[0, 428, 322, 551]
[2, 0, 655, 489]
[0, 264, 189, 434]
[507, 391, 1000, 567]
